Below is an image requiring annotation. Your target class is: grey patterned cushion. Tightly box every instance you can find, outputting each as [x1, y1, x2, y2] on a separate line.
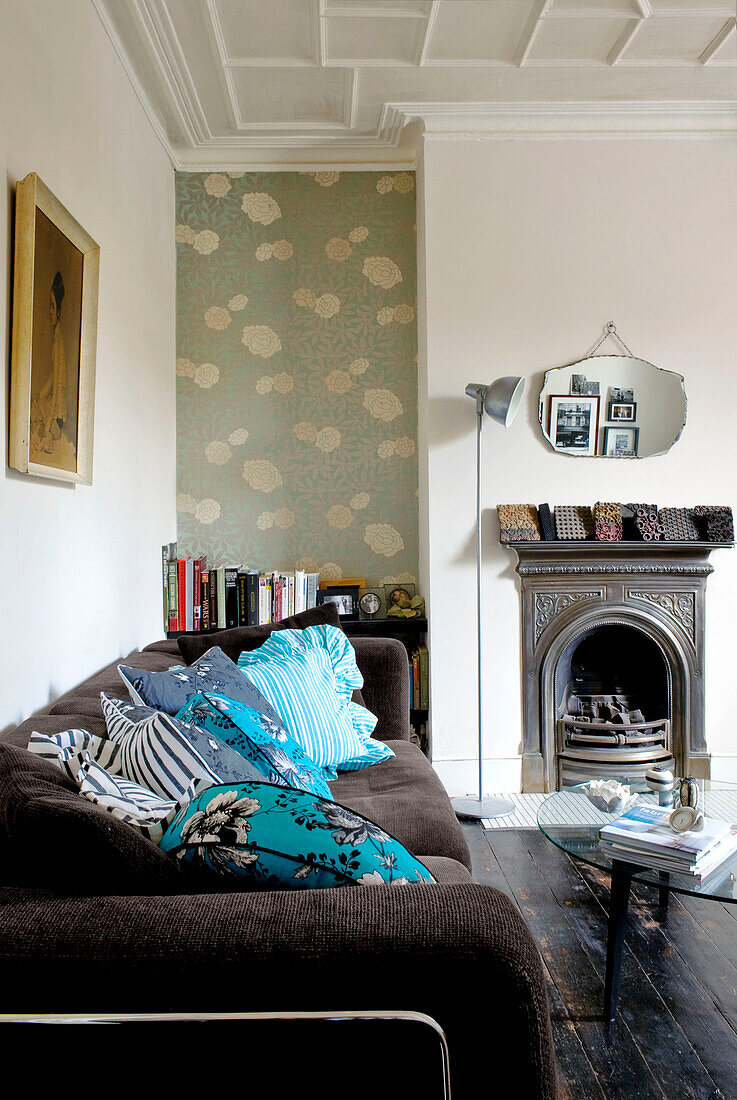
[117, 646, 282, 725]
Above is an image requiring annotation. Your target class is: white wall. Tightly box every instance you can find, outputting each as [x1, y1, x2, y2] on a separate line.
[0, 0, 176, 730]
[418, 133, 737, 795]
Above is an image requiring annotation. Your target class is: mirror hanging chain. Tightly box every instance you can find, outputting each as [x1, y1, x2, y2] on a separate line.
[588, 321, 635, 358]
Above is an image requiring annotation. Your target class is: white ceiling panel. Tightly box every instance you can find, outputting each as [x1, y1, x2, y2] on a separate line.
[530, 15, 630, 60]
[709, 24, 737, 62]
[93, 0, 737, 168]
[230, 67, 352, 128]
[624, 15, 732, 62]
[323, 0, 430, 10]
[550, 0, 640, 12]
[213, 0, 315, 63]
[325, 14, 425, 63]
[646, 1, 734, 11]
[426, 1, 536, 63]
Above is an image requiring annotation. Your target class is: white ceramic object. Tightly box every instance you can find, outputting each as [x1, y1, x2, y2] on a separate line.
[583, 779, 632, 813]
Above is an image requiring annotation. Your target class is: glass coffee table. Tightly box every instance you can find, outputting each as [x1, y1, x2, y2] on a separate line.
[537, 780, 737, 1022]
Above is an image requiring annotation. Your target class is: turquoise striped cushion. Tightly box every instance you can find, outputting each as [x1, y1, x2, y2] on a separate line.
[237, 625, 378, 772]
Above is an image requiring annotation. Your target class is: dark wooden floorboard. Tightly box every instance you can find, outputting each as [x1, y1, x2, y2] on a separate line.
[465, 824, 737, 1100]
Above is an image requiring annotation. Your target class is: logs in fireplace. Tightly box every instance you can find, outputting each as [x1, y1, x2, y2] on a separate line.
[557, 692, 671, 788]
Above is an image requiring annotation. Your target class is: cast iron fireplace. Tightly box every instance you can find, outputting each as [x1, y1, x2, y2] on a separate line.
[508, 540, 728, 792]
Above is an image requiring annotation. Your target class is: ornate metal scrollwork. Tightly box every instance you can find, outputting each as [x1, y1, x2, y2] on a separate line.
[627, 590, 696, 645]
[534, 591, 601, 643]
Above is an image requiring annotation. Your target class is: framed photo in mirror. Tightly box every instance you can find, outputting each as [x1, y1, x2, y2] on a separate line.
[603, 426, 639, 458]
[608, 401, 636, 422]
[548, 395, 599, 457]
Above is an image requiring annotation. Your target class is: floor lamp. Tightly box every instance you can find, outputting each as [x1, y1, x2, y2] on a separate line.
[452, 376, 526, 820]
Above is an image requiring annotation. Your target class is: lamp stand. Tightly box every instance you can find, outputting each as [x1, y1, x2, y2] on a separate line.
[452, 394, 514, 821]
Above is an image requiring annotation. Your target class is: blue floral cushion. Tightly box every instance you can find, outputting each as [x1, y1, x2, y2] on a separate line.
[118, 646, 283, 726]
[175, 692, 332, 800]
[160, 782, 436, 890]
[236, 625, 380, 774]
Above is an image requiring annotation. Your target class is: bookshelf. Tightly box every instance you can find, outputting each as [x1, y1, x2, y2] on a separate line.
[342, 618, 429, 754]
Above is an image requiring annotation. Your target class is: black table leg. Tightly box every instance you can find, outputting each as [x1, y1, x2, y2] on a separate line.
[604, 863, 633, 1023]
[658, 871, 670, 913]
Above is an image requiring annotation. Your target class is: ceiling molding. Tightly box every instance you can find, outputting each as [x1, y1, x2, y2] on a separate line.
[93, 0, 737, 171]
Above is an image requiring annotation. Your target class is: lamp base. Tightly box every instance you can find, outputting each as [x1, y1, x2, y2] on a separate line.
[451, 795, 516, 820]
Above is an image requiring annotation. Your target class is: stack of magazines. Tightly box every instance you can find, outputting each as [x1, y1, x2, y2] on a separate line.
[598, 803, 737, 882]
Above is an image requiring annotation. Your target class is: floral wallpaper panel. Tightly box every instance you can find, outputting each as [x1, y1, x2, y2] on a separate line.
[176, 170, 418, 587]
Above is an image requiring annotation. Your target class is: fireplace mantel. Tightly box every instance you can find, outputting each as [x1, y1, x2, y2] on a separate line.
[505, 540, 733, 792]
[511, 541, 731, 576]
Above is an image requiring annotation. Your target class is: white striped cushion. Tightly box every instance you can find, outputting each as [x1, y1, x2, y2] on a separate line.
[28, 728, 119, 782]
[336, 737, 395, 772]
[77, 758, 182, 845]
[100, 694, 229, 802]
[237, 625, 378, 772]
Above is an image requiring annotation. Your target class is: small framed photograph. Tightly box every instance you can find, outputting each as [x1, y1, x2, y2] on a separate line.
[582, 380, 600, 396]
[608, 401, 636, 422]
[571, 373, 586, 395]
[610, 387, 634, 403]
[603, 426, 639, 458]
[358, 588, 386, 620]
[547, 396, 600, 456]
[317, 585, 360, 619]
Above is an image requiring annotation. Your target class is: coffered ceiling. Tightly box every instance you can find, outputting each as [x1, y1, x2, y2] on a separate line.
[93, 0, 737, 167]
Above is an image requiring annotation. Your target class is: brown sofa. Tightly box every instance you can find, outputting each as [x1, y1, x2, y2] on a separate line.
[0, 633, 557, 1098]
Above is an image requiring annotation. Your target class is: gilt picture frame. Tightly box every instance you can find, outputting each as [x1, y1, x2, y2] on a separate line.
[9, 172, 99, 484]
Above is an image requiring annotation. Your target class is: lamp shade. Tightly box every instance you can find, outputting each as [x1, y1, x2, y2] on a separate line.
[483, 375, 526, 427]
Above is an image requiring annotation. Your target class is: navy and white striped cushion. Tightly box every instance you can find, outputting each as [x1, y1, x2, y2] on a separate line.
[28, 728, 119, 782]
[100, 693, 262, 802]
[237, 625, 378, 772]
[77, 758, 181, 845]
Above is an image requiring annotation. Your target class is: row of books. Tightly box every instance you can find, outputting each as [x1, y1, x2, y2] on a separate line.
[598, 802, 737, 883]
[162, 543, 320, 633]
[409, 644, 429, 710]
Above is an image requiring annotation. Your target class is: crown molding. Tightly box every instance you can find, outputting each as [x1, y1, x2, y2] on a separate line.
[391, 100, 737, 141]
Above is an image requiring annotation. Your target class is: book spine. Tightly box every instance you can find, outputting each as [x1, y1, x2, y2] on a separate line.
[210, 572, 218, 631]
[225, 568, 239, 628]
[167, 561, 179, 633]
[162, 545, 169, 631]
[408, 659, 414, 709]
[193, 557, 202, 631]
[177, 559, 187, 631]
[185, 558, 194, 632]
[412, 647, 421, 708]
[217, 567, 226, 628]
[246, 571, 259, 625]
[306, 573, 317, 610]
[288, 574, 295, 617]
[258, 574, 267, 625]
[201, 571, 210, 631]
[238, 571, 247, 626]
[294, 569, 305, 613]
[419, 644, 429, 709]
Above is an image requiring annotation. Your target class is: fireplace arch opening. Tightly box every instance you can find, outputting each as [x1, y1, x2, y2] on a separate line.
[554, 623, 674, 788]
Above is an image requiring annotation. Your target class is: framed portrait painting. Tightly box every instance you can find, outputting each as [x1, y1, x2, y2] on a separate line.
[547, 395, 600, 457]
[9, 173, 99, 483]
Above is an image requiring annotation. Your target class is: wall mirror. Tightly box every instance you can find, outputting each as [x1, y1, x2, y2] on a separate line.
[538, 354, 687, 459]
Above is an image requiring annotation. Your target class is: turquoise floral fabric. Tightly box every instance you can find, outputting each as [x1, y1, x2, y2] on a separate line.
[175, 691, 332, 800]
[160, 781, 436, 890]
[175, 171, 418, 587]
